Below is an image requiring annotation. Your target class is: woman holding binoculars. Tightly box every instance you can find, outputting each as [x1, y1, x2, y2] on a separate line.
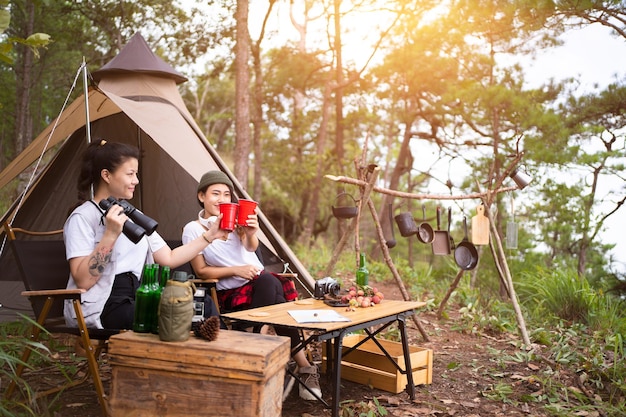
[63, 140, 228, 330]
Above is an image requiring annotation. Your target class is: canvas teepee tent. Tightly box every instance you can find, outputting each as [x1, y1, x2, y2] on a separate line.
[0, 33, 314, 321]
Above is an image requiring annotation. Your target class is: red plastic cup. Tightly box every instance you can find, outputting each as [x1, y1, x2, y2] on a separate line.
[218, 203, 238, 231]
[237, 199, 258, 226]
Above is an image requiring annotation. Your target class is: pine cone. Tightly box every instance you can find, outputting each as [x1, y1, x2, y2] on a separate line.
[194, 316, 220, 341]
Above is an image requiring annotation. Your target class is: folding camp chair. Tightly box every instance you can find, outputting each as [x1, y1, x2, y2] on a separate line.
[2, 221, 116, 417]
[166, 240, 220, 315]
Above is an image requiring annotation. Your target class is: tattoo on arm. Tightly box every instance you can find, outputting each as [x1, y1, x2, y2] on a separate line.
[88, 247, 112, 277]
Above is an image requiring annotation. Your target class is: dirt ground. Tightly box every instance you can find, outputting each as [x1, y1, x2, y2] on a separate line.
[15, 278, 556, 416]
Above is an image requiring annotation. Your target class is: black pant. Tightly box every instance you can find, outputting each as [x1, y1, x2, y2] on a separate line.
[250, 273, 301, 349]
[100, 272, 139, 330]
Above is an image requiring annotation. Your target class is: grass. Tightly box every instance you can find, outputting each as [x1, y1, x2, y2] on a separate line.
[0, 316, 53, 417]
[0, 315, 83, 417]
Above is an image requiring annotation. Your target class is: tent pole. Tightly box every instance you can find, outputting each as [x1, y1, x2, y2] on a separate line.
[82, 57, 93, 199]
[82, 58, 91, 145]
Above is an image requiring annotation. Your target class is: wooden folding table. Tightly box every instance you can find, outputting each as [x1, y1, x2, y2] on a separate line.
[221, 298, 426, 417]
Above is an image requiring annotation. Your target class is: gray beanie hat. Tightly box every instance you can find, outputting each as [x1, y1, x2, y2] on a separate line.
[197, 170, 234, 193]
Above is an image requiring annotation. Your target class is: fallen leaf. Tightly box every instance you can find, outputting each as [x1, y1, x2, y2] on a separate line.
[386, 396, 402, 406]
[568, 386, 583, 394]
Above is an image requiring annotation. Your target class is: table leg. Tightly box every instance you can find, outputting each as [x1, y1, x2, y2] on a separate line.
[325, 339, 333, 383]
[331, 330, 347, 417]
[399, 317, 416, 399]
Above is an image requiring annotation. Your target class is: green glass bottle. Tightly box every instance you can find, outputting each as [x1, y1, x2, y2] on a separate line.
[151, 265, 170, 334]
[356, 252, 369, 286]
[133, 263, 155, 333]
[159, 265, 171, 288]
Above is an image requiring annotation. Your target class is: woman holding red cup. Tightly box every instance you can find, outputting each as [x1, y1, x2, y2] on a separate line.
[181, 170, 322, 401]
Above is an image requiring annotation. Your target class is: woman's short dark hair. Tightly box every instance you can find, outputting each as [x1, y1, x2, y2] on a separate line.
[77, 140, 140, 202]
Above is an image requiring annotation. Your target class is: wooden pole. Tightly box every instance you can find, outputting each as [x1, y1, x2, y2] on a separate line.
[326, 175, 518, 200]
[366, 196, 429, 341]
[323, 163, 378, 277]
[437, 269, 465, 319]
[484, 204, 531, 345]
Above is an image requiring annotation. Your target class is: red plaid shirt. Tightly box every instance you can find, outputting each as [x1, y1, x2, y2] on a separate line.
[217, 271, 298, 312]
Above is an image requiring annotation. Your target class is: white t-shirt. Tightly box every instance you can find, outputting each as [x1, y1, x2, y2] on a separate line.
[182, 210, 262, 291]
[63, 200, 166, 328]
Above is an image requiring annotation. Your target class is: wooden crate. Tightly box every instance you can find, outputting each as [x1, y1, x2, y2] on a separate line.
[107, 330, 290, 417]
[321, 334, 433, 394]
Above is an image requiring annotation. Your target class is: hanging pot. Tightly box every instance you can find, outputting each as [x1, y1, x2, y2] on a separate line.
[386, 203, 397, 248]
[416, 204, 434, 244]
[432, 206, 451, 255]
[454, 216, 479, 270]
[394, 212, 418, 237]
[331, 192, 358, 219]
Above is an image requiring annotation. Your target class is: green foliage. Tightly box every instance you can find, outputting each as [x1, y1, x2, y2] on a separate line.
[481, 382, 515, 403]
[0, 316, 53, 416]
[0, 316, 92, 416]
[537, 321, 626, 415]
[0, 1, 51, 66]
[339, 397, 388, 417]
[517, 267, 621, 328]
[451, 296, 518, 336]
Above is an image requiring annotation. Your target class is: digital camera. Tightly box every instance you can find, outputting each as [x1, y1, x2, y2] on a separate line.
[314, 277, 341, 299]
[192, 287, 206, 323]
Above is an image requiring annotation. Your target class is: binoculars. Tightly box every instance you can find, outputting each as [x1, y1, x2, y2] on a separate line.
[98, 197, 158, 244]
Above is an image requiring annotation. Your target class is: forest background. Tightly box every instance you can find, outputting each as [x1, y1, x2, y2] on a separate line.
[2, 1, 626, 415]
[2, 0, 625, 285]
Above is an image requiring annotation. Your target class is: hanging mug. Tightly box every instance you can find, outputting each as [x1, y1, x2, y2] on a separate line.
[394, 212, 418, 237]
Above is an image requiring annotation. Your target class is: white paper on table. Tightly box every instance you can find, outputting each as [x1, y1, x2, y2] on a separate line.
[288, 310, 351, 323]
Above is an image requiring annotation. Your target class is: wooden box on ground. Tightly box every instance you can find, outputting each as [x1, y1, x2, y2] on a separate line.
[321, 334, 433, 394]
[107, 330, 290, 417]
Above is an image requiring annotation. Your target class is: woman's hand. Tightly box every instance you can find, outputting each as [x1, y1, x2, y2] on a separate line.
[240, 210, 259, 237]
[204, 213, 229, 243]
[233, 264, 261, 280]
[104, 202, 127, 237]
[237, 209, 259, 252]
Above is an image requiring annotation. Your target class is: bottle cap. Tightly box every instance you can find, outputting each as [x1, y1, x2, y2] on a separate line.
[172, 271, 189, 282]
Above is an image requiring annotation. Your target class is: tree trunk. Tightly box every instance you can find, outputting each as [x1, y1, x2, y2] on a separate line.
[14, 1, 36, 157]
[300, 83, 333, 246]
[234, 0, 251, 188]
[378, 120, 415, 251]
[334, 0, 346, 242]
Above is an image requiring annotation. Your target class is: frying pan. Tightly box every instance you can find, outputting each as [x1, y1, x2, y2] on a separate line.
[432, 206, 451, 255]
[416, 204, 434, 244]
[454, 216, 479, 270]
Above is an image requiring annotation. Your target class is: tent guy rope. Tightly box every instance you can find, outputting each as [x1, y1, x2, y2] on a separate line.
[0, 63, 85, 259]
